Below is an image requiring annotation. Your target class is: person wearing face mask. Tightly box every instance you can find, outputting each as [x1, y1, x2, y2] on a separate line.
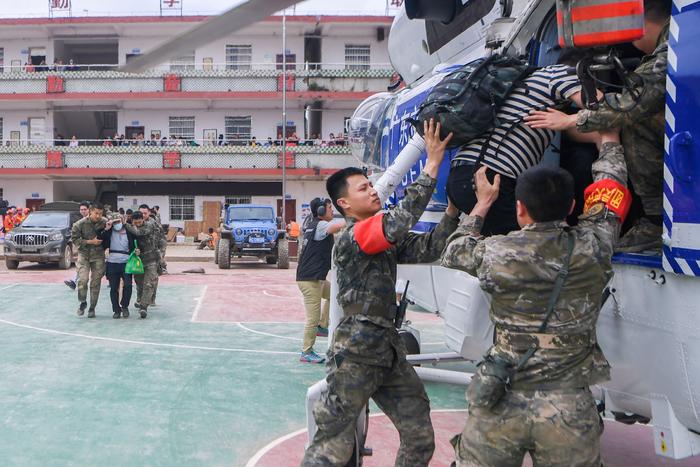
[100, 213, 137, 319]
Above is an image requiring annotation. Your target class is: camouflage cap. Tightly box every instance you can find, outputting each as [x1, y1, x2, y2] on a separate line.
[108, 212, 122, 222]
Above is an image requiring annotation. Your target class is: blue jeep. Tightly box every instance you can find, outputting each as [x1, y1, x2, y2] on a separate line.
[216, 204, 289, 269]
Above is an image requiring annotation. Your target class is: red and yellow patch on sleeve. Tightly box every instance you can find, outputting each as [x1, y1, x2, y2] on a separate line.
[354, 214, 392, 255]
[583, 179, 631, 222]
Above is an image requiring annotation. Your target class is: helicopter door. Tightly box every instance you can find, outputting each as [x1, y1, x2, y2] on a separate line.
[661, 4, 700, 275]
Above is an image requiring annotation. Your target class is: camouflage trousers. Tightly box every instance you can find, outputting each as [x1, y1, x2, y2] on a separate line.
[134, 261, 159, 311]
[77, 254, 105, 310]
[622, 126, 663, 217]
[453, 387, 603, 467]
[302, 357, 435, 466]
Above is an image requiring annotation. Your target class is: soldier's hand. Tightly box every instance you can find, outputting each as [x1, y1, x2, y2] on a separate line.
[105, 220, 113, 230]
[474, 166, 500, 208]
[424, 118, 453, 178]
[135, 249, 141, 256]
[524, 108, 578, 131]
[446, 199, 460, 219]
[87, 238, 103, 245]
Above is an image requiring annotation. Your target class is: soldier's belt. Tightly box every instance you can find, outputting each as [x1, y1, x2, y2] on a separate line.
[343, 303, 397, 320]
[496, 329, 596, 350]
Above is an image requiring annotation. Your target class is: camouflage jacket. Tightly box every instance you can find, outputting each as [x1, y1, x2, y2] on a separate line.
[330, 172, 460, 367]
[71, 216, 107, 261]
[441, 143, 628, 389]
[125, 218, 162, 264]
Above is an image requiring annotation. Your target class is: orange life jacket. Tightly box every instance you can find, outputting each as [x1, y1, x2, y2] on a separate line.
[288, 221, 300, 238]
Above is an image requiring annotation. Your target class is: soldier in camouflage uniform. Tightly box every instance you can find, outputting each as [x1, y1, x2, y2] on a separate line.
[302, 120, 460, 467]
[441, 129, 629, 467]
[71, 203, 107, 318]
[525, 0, 671, 252]
[126, 211, 161, 319]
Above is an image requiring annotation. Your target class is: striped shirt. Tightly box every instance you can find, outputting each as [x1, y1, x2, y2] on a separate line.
[452, 64, 581, 178]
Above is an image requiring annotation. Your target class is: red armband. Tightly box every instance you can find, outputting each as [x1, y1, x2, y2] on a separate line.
[354, 213, 392, 255]
[583, 179, 632, 223]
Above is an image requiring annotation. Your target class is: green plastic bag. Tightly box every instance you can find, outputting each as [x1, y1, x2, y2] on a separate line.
[125, 240, 144, 275]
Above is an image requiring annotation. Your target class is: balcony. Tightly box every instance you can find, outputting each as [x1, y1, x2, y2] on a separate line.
[0, 63, 395, 101]
[0, 143, 358, 178]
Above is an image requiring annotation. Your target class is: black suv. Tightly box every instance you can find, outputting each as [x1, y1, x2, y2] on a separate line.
[4, 202, 81, 270]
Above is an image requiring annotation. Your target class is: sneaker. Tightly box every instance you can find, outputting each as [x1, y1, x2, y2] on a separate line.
[87, 309, 96, 319]
[64, 280, 77, 290]
[316, 326, 329, 337]
[121, 307, 130, 319]
[139, 309, 147, 319]
[616, 218, 663, 254]
[299, 351, 325, 364]
[77, 302, 87, 316]
[113, 311, 121, 319]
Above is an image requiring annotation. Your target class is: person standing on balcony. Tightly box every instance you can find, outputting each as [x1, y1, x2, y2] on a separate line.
[69, 136, 79, 148]
[71, 203, 107, 318]
[297, 198, 346, 364]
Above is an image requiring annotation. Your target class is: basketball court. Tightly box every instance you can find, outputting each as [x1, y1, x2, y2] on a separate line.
[0, 261, 695, 466]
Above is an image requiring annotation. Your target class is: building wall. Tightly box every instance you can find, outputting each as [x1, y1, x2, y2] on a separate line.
[0, 110, 53, 144]
[0, 178, 55, 206]
[116, 180, 326, 228]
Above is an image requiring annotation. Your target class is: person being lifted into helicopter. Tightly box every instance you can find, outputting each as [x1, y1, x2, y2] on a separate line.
[301, 120, 460, 467]
[525, 0, 671, 253]
[442, 124, 630, 466]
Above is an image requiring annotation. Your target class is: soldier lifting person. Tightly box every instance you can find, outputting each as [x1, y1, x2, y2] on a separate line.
[442, 126, 630, 466]
[301, 120, 461, 466]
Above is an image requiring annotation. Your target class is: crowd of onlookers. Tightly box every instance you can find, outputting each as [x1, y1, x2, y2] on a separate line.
[22, 59, 89, 73]
[1, 207, 34, 234]
[48, 132, 349, 148]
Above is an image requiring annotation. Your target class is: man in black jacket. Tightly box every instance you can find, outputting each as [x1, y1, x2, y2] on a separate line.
[100, 212, 137, 319]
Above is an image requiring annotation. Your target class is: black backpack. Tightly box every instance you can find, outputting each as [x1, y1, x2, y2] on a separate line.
[412, 54, 537, 149]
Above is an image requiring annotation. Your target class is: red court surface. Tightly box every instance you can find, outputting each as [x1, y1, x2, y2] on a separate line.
[249, 412, 700, 467]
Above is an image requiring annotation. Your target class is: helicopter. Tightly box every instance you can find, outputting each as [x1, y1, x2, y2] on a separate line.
[126, 0, 700, 463]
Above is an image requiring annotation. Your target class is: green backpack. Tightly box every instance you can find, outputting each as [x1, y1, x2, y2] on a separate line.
[412, 54, 536, 149]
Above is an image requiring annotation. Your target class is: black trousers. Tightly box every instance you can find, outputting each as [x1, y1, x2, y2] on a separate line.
[447, 163, 519, 236]
[105, 262, 133, 312]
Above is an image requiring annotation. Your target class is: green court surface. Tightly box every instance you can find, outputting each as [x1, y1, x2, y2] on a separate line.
[0, 283, 466, 466]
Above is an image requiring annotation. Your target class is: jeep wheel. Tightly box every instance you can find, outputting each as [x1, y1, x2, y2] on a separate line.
[58, 245, 72, 270]
[217, 238, 231, 269]
[5, 259, 19, 270]
[277, 238, 290, 270]
[214, 239, 220, 264]
[266, 256, 277, 265]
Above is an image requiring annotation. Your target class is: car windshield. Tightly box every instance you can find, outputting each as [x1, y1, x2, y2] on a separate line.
[20, 212, 69, 228]
[229, 207, 273, 221]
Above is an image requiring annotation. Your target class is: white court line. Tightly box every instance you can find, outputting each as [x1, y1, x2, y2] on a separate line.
[190, 284, 208, 322]
[0, 317, 297, 355]
[244, 409, 468, 467]
[237, 322, 302, 341]
[262, 290, 292, 299]
[0, 284, 18, 292]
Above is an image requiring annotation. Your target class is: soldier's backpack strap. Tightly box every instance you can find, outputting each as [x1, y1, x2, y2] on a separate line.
[511, 229, 576, 376]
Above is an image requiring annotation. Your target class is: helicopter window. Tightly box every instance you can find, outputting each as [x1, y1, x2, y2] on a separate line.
[425, 0, 497, 54]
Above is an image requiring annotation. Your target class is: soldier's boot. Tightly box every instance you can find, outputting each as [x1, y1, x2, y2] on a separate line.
[113, 310, 121, 319]
[87, 309, 96, 319]
[121, 307, 130, 319]
[616, 217, 663, 253]
[77, 302, 87, 316]
[139, 308, 147, 319]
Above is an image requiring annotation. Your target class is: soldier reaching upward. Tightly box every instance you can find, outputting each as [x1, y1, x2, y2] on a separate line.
[442, 128, 629, 466]
[302, 120, 461, 467]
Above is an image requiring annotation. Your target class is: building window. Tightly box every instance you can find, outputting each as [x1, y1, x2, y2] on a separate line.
[169, 116, 195, 140]
[225, 195, 252, 205]
[345, 44, 370, 70]
[170, 196, 195, 220]
[170, 51, 195, 71]
[225, 116, 252, 142]
[226, 45, 252, 70]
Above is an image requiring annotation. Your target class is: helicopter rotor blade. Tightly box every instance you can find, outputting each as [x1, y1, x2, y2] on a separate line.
[120, 0, 301, 73]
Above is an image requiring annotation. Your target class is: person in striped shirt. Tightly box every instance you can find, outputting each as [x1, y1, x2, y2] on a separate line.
[447, 52, 589, 236]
